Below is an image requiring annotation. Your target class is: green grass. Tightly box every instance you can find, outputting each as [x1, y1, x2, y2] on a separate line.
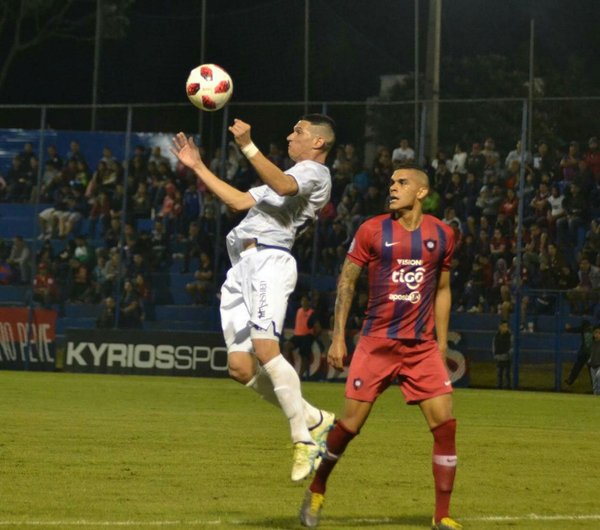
[0, 371, 598, 529]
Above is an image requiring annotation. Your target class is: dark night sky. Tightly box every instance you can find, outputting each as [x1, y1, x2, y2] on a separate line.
[2, 0, 599, 105]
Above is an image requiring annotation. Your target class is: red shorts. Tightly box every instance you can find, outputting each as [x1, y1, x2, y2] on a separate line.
[345, 335, 453, 404]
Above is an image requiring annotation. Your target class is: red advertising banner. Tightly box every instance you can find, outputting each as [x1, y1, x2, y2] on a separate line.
[0, 307, 57, 370]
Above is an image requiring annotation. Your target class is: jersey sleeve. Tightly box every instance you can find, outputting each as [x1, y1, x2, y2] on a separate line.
[346, 221, 372, 267]
[286, 161, 326, 196]
[248, 184, 268, 202]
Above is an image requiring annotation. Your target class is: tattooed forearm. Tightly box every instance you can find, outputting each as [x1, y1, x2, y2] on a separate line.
[332, 259, 363, 339]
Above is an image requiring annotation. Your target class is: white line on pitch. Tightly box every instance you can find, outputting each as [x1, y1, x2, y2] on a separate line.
[1, 514, 600, 526]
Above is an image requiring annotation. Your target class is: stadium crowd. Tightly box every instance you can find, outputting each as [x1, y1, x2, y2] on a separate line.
[0, 133, 599, 330]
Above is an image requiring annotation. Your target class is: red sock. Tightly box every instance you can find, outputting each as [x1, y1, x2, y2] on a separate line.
[431, 418, 457, 522]
[309, 421, 357, 494]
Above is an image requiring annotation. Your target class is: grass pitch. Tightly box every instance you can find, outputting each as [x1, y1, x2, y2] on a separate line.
[0, 371, 598, 530]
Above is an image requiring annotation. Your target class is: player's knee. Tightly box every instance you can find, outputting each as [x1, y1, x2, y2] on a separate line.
[227, 355, 255, 384]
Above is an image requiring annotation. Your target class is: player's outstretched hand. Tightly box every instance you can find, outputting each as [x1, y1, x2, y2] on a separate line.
[228, 118, 252, 148]
[171, 132, 203, 170]
[327, 340, 347, 370]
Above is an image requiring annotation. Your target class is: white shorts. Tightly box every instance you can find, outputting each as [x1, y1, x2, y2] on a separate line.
[220, 246, 297, 353]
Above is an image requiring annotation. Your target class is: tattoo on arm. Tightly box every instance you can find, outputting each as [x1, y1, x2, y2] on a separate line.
[332, 260, 362, 337]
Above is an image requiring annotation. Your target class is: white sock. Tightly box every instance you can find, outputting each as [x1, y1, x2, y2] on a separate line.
[246, 365, 322, 427]
[261, 354, 311, 443]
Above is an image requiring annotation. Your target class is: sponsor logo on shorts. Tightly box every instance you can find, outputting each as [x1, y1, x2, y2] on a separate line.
[388, 291, 421, 304]
[258, 281, 268, 319]
[353, 378, 363, 390]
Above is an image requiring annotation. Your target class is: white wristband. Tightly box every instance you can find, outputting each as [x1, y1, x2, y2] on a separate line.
[241, 142, 259, 159]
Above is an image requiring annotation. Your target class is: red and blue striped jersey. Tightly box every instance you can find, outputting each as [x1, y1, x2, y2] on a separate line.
[346, 213, 455, 341]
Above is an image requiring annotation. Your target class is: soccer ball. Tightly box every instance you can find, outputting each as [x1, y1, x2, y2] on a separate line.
[185, 64, 233, 111]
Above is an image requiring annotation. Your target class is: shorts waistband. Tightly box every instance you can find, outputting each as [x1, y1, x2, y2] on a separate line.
[241, 238, 290, 253]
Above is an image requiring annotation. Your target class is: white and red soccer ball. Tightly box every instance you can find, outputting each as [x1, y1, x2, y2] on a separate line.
[186, 64, 233, 111]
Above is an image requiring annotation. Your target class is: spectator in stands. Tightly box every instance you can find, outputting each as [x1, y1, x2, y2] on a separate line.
[68, 258, 91, 303]
[133, 273, 151, 304]
[362, 184, 384, 217]
[564, 320, 593, 386]
[321, 219, 349, 275]
[0, 171, 7, 201]
[45, 145, 63, 171]
[150, 220, 169, 270]
[441, 206, 462, 233]
[0, 257, 13, 284]
[533, 140, 555, 180]
[38, 160, 61, 202]
[538, 242, 569, 289]
[103, 215, 122, 250]
[450, 142, 467, 175]
[489, 228, 508, 266]
[391, 138, 415, 164]
[371, 147, 394, 187]
[174, 221, 201, 273]
[96, 296, 116, 328]
[432, 158, 452, 191]
[127, 252, 149, 280]
[441, 172, 463, 215]
[6, 155, 32, 202]
[482, 137, 500, 170]
[584, 136, 600, 184]
[32, 263, 58, 308]
[65, 140, 86, 165]
[581, 219, 600, 265]
[89, 255, 108, 302]
[566, 256, 600, 315]
[522, 223, 547, 273]
[588, 325, 600, 395]
[185, 251, 214, 305]
[505, 140, 532, 169]
[88, 191, 112, 238]
[343, 143, 361, 174]
[422, 185, 442, 217]
[466, 142, 486, 179]
[461, 172, 480, 217]
[148, 145, 170, 168]
[529, 181, 551, 228]
[101, 250, 124, 297]
[266, 142, 285, 169]
[129, 182, 150, 220]
[492, 320, 513, 389]
[120, 279, 144, 328]
[556, 183, 588, 249]
[56, 184, 88, 239]
[559, 141, 581, 184]
[545, 184, 565, 241]
[18, 142, 36, 171]
[284, 295, 317, 380]
[7, 236, 31, 284]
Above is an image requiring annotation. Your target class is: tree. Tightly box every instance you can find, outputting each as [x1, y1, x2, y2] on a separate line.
[0, 0, 133, 97]
[366, 53, 599, 156]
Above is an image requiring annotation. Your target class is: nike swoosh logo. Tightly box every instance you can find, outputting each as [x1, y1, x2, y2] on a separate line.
[444, 380, 452, 386]
[384, 241, 401, 247]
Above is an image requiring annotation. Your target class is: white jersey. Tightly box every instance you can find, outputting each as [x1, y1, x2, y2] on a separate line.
[225, 159, 331, 264]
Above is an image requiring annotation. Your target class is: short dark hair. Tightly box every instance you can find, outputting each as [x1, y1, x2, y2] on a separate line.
[301, 113, 336, 151]
[301, 113, 336, 132]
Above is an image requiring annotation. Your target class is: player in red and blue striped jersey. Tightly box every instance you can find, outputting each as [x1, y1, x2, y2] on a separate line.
[300, 164, 462, 530]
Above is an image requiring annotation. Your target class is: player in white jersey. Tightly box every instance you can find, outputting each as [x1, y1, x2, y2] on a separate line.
[171, 114, 336, 482]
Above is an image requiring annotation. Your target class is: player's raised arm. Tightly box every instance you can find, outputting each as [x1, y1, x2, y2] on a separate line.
[229, 119, 299, 196]
[171, 132, 255, 213]
[328, 258, 363, 369]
